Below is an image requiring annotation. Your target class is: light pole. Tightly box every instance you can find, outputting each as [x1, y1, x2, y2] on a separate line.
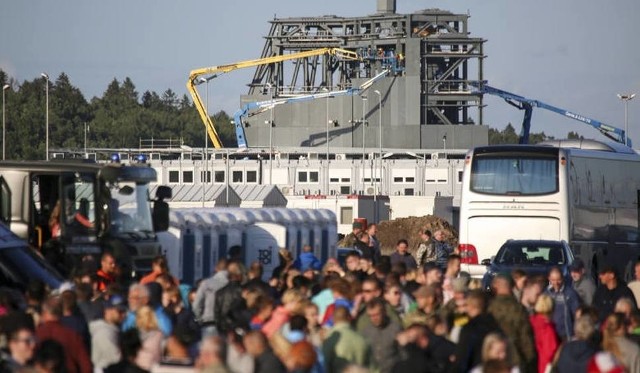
[265, 83, 274, 184]
[84, 122, 89, 157]
[374, 90, 382, 195]
[361, 95, 368, 161]
[618, 93, 636, 146]
[325, 88, 331, 195]
[2, 84, 9, 160]
[41, 73, 49, 160]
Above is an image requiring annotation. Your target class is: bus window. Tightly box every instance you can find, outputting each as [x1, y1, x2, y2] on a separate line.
[471, 155, 557, 195]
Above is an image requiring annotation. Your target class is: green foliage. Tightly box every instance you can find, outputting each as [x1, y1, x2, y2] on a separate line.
[488, 123, 553, 145]
[0, 69, 242, 160]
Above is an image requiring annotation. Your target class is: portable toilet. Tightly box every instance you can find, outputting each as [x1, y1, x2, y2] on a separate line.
[289, 209, 312, 258]
[214, 210, 243, 260]
[306, 209, 327, 262]
[182, 212, 206, 285]
[317, 209, 338, 262]
[244, 221, 287, 280]
[264, 208, 299, 255]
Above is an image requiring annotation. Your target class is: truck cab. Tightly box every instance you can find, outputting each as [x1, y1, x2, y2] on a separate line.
[0, 160, 171, 278]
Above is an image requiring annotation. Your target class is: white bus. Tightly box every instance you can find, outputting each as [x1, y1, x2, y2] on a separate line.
[458, 139, 640, 279]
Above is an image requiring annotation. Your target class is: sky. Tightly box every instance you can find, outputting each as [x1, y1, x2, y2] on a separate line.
[2, 0, 640, 145]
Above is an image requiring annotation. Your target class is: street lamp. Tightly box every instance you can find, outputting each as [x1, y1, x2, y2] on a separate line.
[374, 90, 382, 195]
[41, 73, 49, 161]
[618, 93, 636, 146]
[361, 95, 368, 160]
[2, 84, 9, 160]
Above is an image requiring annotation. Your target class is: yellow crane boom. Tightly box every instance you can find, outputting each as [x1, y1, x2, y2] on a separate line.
[187, 48, 360, 148]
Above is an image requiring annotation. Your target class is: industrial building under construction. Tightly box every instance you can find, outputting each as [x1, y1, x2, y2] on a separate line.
[238, 0, 489, 150]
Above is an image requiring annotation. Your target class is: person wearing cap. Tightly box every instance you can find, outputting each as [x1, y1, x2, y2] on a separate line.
[569, 258, 596, 306]
[593, 264, 637, 323]
[339, 222, 363, 248]
[89, 294, 127, 369]
[626, 259, 640, 306]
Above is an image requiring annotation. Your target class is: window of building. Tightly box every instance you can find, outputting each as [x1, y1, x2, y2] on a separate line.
[298, 172, 308, 183]
[394, 177, 403, 183]
[169, 171, 179, 183]
[309, 171, 319, 182]
[232, 171, 243, 183]
[340, 186, 351, 195]
[404, 188, 414, 196]
[340, 206, 353, 224]
[183, 171, 193, 183]
[340, 178, 350, 183]
[330, 178, 340, 183]
[457, 170, 464, 183]
[406, 177, 415, 183]
[214, 171, 225, 183]
[246, 171, 257, 183]
[201, 171, 211, 183]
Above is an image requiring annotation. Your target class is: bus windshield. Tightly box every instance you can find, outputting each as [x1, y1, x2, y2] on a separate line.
[470, 153, 558, 195]
[108, 182, 154, 234]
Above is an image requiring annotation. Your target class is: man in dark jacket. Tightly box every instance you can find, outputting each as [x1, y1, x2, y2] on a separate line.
[546, 266, 581, 340]
[393, 324, 442, 373]
[214, 261, 246, 334]
[593, 264, 637, 322]
[452, 289, 502, 373]
[390, 239, 417, 270]
[243, 330, 285, 373]
[360, 298, 403, 373]
[555, 315, 598, 373]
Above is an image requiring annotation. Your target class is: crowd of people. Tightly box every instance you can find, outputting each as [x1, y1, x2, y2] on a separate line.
[2, 222, 640, 373]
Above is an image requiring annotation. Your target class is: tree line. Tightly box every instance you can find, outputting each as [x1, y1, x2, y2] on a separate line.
[0, 70, 238, 160]
[1, 70, 585, 160]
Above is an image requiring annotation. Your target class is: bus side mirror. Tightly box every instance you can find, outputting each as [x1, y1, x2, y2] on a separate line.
[481, 258, 491, 266]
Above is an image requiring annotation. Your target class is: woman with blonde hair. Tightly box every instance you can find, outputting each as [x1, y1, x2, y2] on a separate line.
[262, 288, 305, 338]
[602, 312, 640, 372]
[135, 305, 164, 370]
[530, 293, 559, 373]
[470, 332, 519, 373]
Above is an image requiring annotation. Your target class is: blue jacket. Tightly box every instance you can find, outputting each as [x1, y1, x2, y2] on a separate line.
[293, 252, 322, 272]
[546, 284, 580, 339]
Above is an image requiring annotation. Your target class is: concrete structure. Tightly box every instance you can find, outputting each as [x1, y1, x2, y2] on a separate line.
[240, 1, 488, 150]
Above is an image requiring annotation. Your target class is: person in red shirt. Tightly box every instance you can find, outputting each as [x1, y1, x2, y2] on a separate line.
[36, 296, 92, 373]
[140, 255, 178, 286]
[96, 252, 117, 292]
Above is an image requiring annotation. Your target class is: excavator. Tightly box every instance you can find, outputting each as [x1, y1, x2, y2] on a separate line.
[232, 68, 390, 148]
[471, 81, 631, 147]
[187, 48, 360, 149]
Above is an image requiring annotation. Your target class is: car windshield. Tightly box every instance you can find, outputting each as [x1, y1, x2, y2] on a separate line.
[108, 182, 153, 234]
[495, 242, 566, 266]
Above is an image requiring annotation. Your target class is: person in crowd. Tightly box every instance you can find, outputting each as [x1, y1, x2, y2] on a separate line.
[343, 251, 366, 281]
[89, 294, 127, 370]
[355, 276, 401, 331]
[627, 259, 640, 306]
[404, 284, 441, 327]
[262, 289, 304, 338]
[214, 261, 246, 334]
[301, 301, 322, 348]
[470, 333, 519, 373]
[293, 245, 322, 273]
[322, 277, 354, 327]
[555, 315, 599, 373]
[390, 239, 417, 270]
[96, 251, 118, 292]
[614, 297, 635, 323]
[140, 255, 178, 286]
[569, 258, 596, 306]
[243, 330, 286, 373]
[415, 229, 435, 268]
[452, 290, 502, 373]
[442, 276, 470, 343]
[32, 339, 68, 373]
[593, 264, 637, 322]
[163, 285, 200, 341]
[358, 254, 376, 278]
[354, 232, 375, 261]
[487, 275, 537, 373]
[442, 254, 461, 303]
[104, 328, 147, 373]
[511, 269, 527, 301]
[366, 223, 381, 263]
[193, 259, 229, 335]
[36, 295, 92, 373]
[59, 285, 91, 351]
[419, 262, 444, 287]
[601, 312, 640, 372]
[521, 275, 546, 315]
[195, 335, 231, 373]
[359, 297, 403, 373]
[282, 340, 317, 373]
[384, 280, 411, 318]
[546, 266, 580, 340]
[134, 305, 163, 370]
[322, 306, 373, 373]
[3, 314, 37, 371]
[433, 230, 454, 270]
[530, 294, 559, 373]
[272, 249, 295, 286]
[393, 323, 440, 373]
[340, 222, 363, 248]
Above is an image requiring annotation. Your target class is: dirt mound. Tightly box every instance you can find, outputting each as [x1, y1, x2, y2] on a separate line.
[377, 215, 458, 256]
